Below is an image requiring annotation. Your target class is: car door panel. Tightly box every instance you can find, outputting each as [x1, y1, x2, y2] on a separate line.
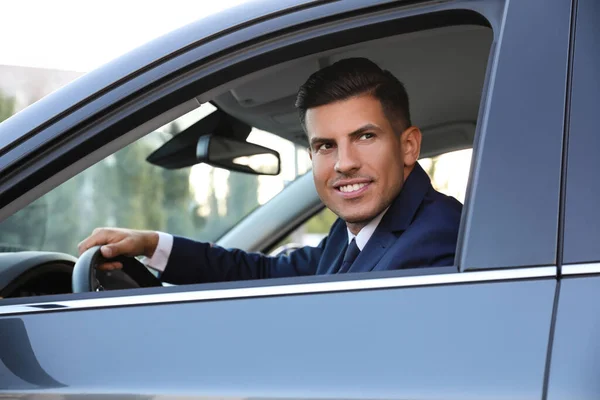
[2, 277, 555, 398]
[547, 276, 600, 400]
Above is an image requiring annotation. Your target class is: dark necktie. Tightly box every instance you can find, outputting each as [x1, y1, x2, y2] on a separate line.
[338, 238, 361, 273]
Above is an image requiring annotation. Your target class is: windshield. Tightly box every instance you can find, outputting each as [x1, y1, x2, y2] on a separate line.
[0, 104, 311, 255]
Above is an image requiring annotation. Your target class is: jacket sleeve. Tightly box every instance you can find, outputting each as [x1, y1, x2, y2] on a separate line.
[160, 235, 327, 285]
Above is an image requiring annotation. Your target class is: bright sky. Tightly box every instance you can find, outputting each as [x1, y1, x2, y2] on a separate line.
[0, 0, 249, 72]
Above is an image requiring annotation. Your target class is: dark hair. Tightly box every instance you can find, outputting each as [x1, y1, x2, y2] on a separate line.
[295, 57, 412, 133]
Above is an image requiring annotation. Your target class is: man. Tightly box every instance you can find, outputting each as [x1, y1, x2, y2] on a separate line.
[78, 58, 462, 284]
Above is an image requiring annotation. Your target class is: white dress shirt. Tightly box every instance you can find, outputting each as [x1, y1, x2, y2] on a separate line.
[143, 208, 389, 272]
[346, 207, 388, 250]
[140, 232, 173, 272]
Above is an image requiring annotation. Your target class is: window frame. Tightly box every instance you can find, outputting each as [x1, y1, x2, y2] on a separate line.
[456, 0, 572, 271]
[561, 0, 600, 267]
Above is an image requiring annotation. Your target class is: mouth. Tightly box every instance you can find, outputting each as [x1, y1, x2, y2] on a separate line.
[333, 180, 372, 199]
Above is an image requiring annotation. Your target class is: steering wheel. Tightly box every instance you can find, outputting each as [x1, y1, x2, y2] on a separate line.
[72, 246, 162, 293]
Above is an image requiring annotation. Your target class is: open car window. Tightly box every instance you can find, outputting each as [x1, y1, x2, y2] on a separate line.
[0, 7, 502, 306]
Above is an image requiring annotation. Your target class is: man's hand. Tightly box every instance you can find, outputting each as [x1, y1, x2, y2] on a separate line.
[77, 228, 159, 270]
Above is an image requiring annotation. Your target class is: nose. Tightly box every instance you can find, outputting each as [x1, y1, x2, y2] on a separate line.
[334, 141, 360, 174]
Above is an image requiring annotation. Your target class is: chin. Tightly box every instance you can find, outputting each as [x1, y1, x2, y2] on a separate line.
[339, 210, 379, 225]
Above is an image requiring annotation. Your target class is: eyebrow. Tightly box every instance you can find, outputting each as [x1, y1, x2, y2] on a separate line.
[348, 123, 381, 138]
[309, 123, 382, 148]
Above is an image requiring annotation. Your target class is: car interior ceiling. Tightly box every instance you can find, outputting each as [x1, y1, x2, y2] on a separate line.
[213, 24, 492, 158]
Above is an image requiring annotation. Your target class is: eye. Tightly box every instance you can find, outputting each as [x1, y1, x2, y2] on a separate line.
[316, 143, 333, 152]
[359, 133, 375, 140]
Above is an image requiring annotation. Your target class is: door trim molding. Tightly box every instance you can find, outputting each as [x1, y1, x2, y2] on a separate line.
[0, 266, 556, 316]
[562, 263, 600, 276]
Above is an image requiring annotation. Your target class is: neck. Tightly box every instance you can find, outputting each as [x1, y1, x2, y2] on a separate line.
[346, 221, 369, 236]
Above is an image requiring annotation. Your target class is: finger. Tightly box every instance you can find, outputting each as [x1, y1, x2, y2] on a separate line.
[100, 237, 135, 259]
[77, 228, 112, 254]
[96, 261, 123, 271]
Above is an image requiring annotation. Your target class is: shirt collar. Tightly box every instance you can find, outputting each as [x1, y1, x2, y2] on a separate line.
[346, 207, 389, 251]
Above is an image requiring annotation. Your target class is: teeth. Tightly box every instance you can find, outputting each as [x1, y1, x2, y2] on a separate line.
[339, 183, 367, 193]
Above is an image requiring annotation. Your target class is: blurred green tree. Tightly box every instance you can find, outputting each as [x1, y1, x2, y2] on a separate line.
[305, 207, 337, 234]
[0, 91, 15, 122]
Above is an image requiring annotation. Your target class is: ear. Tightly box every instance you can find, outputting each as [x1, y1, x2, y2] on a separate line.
[401, 126, 422, 167]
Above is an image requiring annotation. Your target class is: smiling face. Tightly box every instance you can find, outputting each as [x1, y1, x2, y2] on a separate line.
[306, 94, 421, 234]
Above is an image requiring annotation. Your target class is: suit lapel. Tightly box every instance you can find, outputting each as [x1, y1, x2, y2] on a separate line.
[316, 218, 349, 274]
[350, 163, 433, 273]
[349, 229, 396, 273]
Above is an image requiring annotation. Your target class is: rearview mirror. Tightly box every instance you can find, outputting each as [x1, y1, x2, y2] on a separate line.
[196, 135, 281, 175]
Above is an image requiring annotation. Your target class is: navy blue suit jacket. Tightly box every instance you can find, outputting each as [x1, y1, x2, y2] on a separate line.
[161, 163, 462, 284]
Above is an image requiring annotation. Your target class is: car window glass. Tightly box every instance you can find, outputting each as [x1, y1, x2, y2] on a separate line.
[0, 103, 311, 255]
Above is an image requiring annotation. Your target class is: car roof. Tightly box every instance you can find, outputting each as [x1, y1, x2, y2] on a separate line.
[0, 0, 325, 152]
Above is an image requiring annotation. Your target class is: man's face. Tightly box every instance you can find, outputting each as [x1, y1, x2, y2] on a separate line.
[306, 95, 419, 229]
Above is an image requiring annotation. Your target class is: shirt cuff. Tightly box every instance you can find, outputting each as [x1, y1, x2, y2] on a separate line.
[140, 232, 173, 273]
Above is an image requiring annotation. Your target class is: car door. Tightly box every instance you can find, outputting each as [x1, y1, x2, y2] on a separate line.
[546, 0, 600, 398]
[0, 0, 570, 398]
